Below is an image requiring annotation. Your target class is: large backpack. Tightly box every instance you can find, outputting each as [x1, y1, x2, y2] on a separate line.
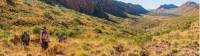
[21, 32, 30, 43]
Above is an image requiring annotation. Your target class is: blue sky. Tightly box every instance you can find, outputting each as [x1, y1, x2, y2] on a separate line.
[117, 0, 199, 9]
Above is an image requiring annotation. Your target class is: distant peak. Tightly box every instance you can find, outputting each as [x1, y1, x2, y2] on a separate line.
[180, 1, 199, 8]
[182, 1, 199, 6]
[158, 4, 177, 9]
[185, 1, 198, 5]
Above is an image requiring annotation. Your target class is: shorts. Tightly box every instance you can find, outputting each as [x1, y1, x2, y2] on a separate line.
[41, 39, 48, 49]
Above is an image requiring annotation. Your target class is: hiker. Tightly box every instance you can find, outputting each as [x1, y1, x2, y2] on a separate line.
[10, 35, 20, 45]
[57, 34, 65, 42]
[40, 27, 50, 49]
[20, 32, 30, 46]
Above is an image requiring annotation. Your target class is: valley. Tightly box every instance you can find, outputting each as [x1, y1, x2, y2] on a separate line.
[0, 0, 199, 56]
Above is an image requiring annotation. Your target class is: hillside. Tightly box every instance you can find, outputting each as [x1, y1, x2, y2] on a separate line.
[0, 0, 199, 56]
[149, 1, 199, 16]
[43, 0, 148, 18]
[178, 1, 199, 14]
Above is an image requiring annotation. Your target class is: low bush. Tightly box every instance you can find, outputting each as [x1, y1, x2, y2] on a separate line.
[134, 32, 153, 45]
[0, 22, 11, 30]
[178, 21, 192, 31]
[32, 26, 42, 34]
[94, 28, 102, 33]
[50, 28, 80, 37]
[0, 31, 13, 39]
[74, 16, 84, 25]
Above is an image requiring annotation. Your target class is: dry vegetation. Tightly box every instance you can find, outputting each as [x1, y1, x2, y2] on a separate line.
[0, 0, 199, 56]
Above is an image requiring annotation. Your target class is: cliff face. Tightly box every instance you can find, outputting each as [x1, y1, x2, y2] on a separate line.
[94, 0, 128, 17]
[44, 0, 96, 14]
[114, 1, 148, 15]
[43, 0, 148, 18]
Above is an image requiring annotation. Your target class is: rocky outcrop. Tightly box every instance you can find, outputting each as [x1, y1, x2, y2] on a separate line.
[44, 0, 96, 14]
[43, 0, 148, 18]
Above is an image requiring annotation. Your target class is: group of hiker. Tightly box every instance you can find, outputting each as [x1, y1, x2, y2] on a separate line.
[17, 27, 67, 49]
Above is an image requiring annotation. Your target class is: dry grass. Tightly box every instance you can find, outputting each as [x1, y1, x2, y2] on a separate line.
[0, 0, 199, 56]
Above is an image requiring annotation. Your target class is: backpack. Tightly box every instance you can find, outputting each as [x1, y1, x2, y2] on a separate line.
[21, 32, 30, 42]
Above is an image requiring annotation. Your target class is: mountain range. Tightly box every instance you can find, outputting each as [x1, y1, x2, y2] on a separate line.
[158, 4, 178, 9]
[149, 1, 199, 16]
[43, 0, 149, 18]
[0, 0, 199, 56]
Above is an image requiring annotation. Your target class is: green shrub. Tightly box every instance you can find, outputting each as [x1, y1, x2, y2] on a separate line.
[54, 19, 68, 28]
[178, 21, 192, 31]
[82, 44, 91, 51]
[158, 29, 171, 35]
[32, 26, 42, 34]
[135, 32, 153, 45]
[0, 22, 10, 30]
[50, 28, 80, 37]
[0, 31, 13, 39]
[94, 28, 102, 33]
[74, 17, 83, 25]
